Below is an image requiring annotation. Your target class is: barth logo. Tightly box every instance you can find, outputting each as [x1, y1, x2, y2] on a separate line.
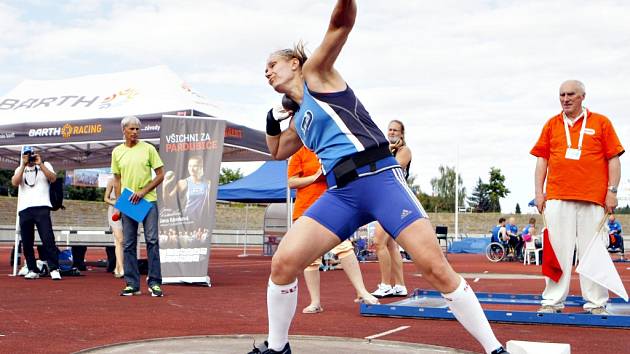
[61, 123, 103, 138]
[99, 88, 139, 109]
[29, 124, 103, 139]
[0, 88, 139, 111]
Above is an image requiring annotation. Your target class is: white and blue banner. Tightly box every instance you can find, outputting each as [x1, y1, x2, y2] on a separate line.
[158, 116, 225, 285]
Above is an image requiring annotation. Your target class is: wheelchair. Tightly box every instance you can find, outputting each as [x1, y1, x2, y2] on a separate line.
[485, 239, 520, 263]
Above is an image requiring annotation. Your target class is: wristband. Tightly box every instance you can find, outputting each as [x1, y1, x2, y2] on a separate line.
[266, 109, 281, 136]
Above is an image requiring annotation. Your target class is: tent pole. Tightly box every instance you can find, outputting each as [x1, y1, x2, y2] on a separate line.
[238, 203, 249, 257]
[455, 143, 459, 241]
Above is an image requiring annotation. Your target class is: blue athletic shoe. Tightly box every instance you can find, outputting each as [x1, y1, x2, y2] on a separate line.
[247, 340, 291, 354]
[491, 347, 510, 354]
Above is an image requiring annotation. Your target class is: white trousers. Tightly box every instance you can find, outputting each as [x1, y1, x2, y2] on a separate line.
[542, 200, 609, 310]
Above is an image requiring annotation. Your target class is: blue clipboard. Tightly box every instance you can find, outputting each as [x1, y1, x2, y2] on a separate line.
[114, 188, 154, 223]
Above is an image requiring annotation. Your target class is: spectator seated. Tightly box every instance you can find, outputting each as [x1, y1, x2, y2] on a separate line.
[608, 231, 624, 258]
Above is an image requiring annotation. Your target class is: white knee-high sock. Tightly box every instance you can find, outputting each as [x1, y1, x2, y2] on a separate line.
[442, 277, 502, 354]
[267, 278, 298, 351]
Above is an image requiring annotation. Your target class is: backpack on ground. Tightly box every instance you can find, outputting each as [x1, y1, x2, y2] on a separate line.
[49, 177, 65, 211]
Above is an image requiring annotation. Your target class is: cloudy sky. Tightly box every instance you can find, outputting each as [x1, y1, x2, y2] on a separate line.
[1, 0, 629, 213]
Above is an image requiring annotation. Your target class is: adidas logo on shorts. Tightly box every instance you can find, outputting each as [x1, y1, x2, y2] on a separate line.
[400, 209, 412, 219]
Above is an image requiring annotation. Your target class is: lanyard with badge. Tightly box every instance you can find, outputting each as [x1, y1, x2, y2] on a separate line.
[563, 108, 587, 160]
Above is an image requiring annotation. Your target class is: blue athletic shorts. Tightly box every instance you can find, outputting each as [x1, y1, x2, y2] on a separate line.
[304, 167, 428, 240]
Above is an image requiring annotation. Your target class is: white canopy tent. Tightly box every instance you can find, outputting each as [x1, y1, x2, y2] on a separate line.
[0, 66, 277, 276]
[0, 65, 271, 169]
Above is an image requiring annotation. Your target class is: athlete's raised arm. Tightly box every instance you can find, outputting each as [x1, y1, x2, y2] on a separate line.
[303, 0, 356, 93]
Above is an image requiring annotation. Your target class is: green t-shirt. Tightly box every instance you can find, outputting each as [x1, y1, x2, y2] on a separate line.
[111, 141, 164, 202]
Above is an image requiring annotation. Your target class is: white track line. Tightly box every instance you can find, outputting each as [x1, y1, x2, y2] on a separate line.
[365, 326, 410, 341]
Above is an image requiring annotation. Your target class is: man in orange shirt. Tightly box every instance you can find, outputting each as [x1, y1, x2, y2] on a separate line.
[288, 146, 378, 314]
[531, 80, 624, 315]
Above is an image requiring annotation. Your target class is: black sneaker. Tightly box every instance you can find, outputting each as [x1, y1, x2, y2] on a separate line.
[120, 285, 141, 296]
[148, 284, 164, 297]
[247, 340, 291, 354]
[491, 347, 510, 354]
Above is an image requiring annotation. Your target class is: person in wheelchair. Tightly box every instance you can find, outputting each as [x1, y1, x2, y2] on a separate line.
[486, 218, 510, 262]
[506, 217, 524, 260]
[491, 218, 508, 245]
[352, 234, 369, 262]
[607, 214, 624, 254]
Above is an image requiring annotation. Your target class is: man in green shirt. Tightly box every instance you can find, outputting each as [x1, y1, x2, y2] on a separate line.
[112, 116, 165, 297]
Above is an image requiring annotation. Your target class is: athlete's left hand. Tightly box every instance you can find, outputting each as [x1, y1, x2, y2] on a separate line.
[272, 105, 292, 122]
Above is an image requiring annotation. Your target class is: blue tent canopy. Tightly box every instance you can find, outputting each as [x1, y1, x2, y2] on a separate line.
[217, 160, 296, 203]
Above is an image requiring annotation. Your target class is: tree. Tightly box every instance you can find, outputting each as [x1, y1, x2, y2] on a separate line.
[66, 185, 105, 201]
[515, 203, 521, 214]
[406, 173, 421, 196]
[0, 169, 18, 196]
[486, 167, 510, 212]
[429, 165, 466, 212]
[616, 204, 630, 214]
[468, 177, 491, 212]
[219, 167, 243, 185]
[416, 191, 444, 213]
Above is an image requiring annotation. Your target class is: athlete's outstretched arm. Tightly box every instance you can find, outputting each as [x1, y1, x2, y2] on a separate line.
[266, 118, 303, 161]
[303, 0, 356, 92]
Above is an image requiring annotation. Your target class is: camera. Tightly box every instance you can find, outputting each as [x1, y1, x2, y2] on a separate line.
[22, 146, 36, 164]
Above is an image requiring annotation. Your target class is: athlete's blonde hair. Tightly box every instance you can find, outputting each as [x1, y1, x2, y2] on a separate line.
[273, 41, 308, 67]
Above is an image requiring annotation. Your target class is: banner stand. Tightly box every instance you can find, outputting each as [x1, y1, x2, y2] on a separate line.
[159, 116, 225, 286]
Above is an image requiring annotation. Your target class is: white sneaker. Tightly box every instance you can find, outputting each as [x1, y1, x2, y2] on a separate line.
[36, 260, 49, 275]
[18, 265, 29, 276]
[537, 305, 562, 313]
[50, 269, 62, 280]
[589, 307, 609, 315]
[24, 271, 39, 279]
[371, 283, 393, 298]
[392, 284, 408, 297]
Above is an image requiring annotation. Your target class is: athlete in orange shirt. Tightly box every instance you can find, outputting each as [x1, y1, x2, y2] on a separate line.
[531, 80, 624, 315]
[288, 146, 378, 314]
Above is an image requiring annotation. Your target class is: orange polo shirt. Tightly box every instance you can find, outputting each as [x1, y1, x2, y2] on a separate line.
[288, 147, 327, 220]
[530, 111, 624, 206]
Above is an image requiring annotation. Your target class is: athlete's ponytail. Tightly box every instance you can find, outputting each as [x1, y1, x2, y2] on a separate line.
[274, 41, 308, 67]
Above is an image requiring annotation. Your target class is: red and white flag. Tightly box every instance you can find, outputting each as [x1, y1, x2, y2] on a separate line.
[541, 227, 563, 283]
[576, 225, 629, 302]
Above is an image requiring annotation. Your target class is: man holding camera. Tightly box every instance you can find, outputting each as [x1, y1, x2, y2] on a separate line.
[11, 146, 61, 280]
